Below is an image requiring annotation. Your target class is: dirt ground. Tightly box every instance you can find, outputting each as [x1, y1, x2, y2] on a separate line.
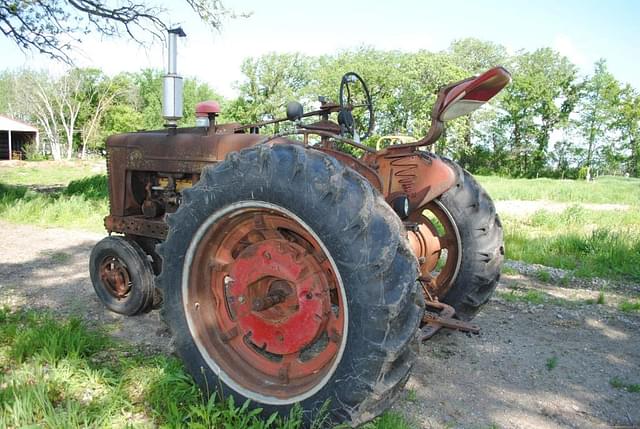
[1, 221, 638, 429]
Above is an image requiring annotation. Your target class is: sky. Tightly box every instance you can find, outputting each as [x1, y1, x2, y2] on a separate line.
[0, 0, 639, 99]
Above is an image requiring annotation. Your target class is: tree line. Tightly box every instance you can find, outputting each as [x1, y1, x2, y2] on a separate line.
[1, 38, 638, 178]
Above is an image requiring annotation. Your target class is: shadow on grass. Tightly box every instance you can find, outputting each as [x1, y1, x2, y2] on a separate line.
[0, 176, 108, 231]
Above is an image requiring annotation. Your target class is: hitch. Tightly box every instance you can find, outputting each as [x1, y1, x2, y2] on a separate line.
[419, 277, 480, 340]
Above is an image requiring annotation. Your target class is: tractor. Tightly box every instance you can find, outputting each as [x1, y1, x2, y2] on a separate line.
[89, 28, 508, 426]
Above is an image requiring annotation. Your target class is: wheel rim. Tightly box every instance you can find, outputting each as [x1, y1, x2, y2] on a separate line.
[99, 256, 132, 299]
[407, 200, 461, 298]
[183, 202, 347, 404]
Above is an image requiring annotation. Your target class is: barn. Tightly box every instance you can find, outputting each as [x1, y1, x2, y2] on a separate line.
[0, 115, 39, 160]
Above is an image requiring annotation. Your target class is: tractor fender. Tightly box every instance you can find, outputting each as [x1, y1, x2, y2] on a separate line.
[376, 151, 457, 211]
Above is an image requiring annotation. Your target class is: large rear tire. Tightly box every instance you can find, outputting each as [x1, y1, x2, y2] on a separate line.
[416, 161, 504, 321]
[157, 144, 423, 426]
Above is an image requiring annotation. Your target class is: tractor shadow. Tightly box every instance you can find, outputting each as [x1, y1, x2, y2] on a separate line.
[396, 274, 640, 428]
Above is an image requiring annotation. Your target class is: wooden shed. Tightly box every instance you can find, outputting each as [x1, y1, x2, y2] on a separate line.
[0, 115, 39, 160]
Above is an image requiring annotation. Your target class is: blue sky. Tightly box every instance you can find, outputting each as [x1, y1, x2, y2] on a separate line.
[0, 0, 638, 97]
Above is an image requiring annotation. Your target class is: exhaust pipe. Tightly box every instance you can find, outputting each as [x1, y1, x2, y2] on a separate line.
[163, 27, 187, 127]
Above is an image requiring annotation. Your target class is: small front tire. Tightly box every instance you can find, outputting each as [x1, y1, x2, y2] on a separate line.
[89, 236, 155, 316]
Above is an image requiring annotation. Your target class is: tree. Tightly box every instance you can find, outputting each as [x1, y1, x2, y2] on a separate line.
[0, 0, 241, 63]
[234, 53, 313, 125]
[498, 48, 579, 177]
[74, 69, 122, 158]
[448, 38, 508, 75]
[575, 60, 621, 175]
[447, 38, 508, 167]
[615, 85, 640, 176]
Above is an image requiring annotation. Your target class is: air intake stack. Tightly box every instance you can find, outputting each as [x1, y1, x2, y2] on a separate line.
[162, 27, 187, 127]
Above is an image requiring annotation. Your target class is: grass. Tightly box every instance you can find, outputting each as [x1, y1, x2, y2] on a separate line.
[619, 299, 640, 313]
[610, 377, 640, 393]
[501, 266, 518, 275]
[546, 356, 558, 371]
[0, 308, 409, 428]
[0, 176, 108, 232]
[502, 205, 640, 281]
[536, 269, 551, 283]
[0, 160, 100, 187]
[477, 175, 640, 205]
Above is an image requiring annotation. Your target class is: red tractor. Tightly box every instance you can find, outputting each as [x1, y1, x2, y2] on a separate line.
[90, 28, 508, 426]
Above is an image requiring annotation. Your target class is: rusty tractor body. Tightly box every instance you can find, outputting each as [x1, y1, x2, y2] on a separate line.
[89, 28, 509, 427]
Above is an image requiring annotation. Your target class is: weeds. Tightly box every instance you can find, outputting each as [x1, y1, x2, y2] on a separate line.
[46, 251, 72, 264]
[610, 377, 640, 393]
[405, 389, 417, 403]
[619, 299, 640, 313]
[559, 275, 571, 287]
[503, 206, 640, 281]
[536, 269, 551, 283]
[546, 356, 558, 371]
[0, 308, 409, 428]
[0, 177, 108, 231]
[502, 266, 518, 275]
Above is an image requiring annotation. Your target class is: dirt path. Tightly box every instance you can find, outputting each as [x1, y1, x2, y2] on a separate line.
[1, 221, 638, 428]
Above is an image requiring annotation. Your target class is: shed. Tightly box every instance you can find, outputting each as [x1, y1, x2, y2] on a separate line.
[0, 115, 39, 160]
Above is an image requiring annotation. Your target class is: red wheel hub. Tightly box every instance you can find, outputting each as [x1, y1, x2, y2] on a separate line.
[99, 256, 131, 299]
[227, 239, 330, 355]
[186, 204, 346, 400]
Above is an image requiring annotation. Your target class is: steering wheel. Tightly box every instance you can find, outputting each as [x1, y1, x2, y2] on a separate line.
[338, 72, 374, 141]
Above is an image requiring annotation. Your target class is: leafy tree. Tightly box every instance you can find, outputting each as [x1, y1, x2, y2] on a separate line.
[447, 38, 508, 167]
[499, 48, 579, 176]
[615, 84, 640, 176]
[575, 60, 621, 176]
[233, 53, 313, 125]
[448, 38, 508, 75]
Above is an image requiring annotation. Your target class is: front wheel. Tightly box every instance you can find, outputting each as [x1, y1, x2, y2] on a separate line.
[157, 144, 423, 426]
[89, 236, 155, 315]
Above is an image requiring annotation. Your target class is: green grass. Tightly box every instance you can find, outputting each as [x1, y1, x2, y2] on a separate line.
[502, 206, 640, 281]
[501, 266, 518, 275]
[0, 161, 100, 187]
[0, 176, 108, 231]
[477, 175, 640, 205]
[610, 377, 640, 393]
[0, 308, 408, 429]
[546, 356, 558, 371]
[619, 299, 640, 313]
[536, 269, 551, 283]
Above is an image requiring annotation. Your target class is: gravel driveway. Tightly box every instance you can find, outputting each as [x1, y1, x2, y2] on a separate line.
[1, 221, 638, 429]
